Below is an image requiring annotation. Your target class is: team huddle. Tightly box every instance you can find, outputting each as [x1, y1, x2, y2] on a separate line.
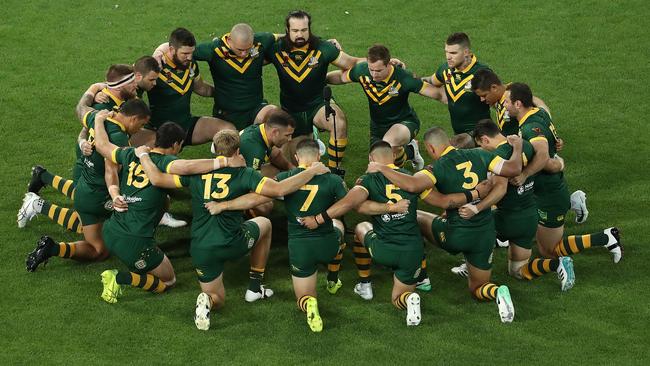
[17, 10, 624, 331]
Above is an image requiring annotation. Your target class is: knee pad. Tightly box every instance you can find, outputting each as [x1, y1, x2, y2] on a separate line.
[508, 259, 528, 280]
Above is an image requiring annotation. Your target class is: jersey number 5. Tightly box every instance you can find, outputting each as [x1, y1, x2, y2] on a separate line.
[299, 184, 319, 212]
[385, 184, 403, 203]
[455, 161, 479, 189]
[127, 162, 149, 188]
[201, 173, 231, 199]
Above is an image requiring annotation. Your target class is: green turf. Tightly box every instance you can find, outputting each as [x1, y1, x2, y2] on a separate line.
[2, 0, 649, 364]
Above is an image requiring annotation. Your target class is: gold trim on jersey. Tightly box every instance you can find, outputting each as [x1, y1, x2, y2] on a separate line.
[359, 76, 401, 106]
[213, 33, 258, 74]
[102, 88, 125, 108]
[274, 49, 322, 83]
[259, 123, 271, 148]
[106, 117, 126, 132]
[495, 93, 508, 129]
[159, 54, 196, 95]
[441, 145, 456, 157]
[518, 107, 540, 127]
[456, 54, 477, 74]
[442, 55, 479, 102]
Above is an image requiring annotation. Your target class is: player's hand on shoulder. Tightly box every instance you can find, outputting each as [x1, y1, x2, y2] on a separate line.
[134, 145, 151, 157]
[390, 199, 410, 214]
[506, 134, 522, 148]
[95, 109, 110, 121]
[226, 154, 246, 168]
[299, 216, 319, 230]
[80, 140, 93, 156]
[204, 201, 224, 215]
[308, 162, 329, 175]
[327, 38, 342, 50]
[389, 58, 405, 68]
[366, 161, 383, 173]
[94, 91, 109, 104]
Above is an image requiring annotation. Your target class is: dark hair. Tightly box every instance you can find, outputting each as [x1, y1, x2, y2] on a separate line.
[296, 139, 320, 155]
[507, 82, 534, 108]
[471, 68, 501, 92]
[446, 32, 471, 49]
[119, 99, 150, 118]
[265, 109, 295, 128]
[282, 10, 320, 51]
[169, 27, 196, 49]
[134, 56, 161, 74]
[155, 122, 185, 148]
[472, 119, 501, 140]
[367, 44, 391, 65]
[106, 64, 133, 82]
[369, 140, 392, 154]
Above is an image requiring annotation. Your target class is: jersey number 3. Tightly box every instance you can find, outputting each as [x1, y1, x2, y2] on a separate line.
[455, 161, 479, 189]
[202, 173, 231, 199]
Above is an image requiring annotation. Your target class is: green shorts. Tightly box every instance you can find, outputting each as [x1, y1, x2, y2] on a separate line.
[494, 207, 538, 249]
[103, 227, 164, 273]
[431, 216, 495, 270]
[535, 188, 571, 228]
[145, 116, 200, 146]
[288, 228, 343, 278]
[284, 101, 326, 137]
[73, 181, 111, 226]
[363, 230, 423, 285]
[369, 119, 420, 147]
[215, 101, 268, 131]
[190, 220, 261, 283]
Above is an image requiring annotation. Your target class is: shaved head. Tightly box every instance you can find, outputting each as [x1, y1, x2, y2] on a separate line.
[423, 127, 450, 148]
[230, 23, 254, 42]
[369, 140, 394, 162]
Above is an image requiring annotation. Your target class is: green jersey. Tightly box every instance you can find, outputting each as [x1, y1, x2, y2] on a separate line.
[277, 168, 348, 239]
[433, 55, 491, 134]
[93, 87, 125, 111]
[493, 140, 536, 211]
[347, 62, 424, 129]
[194, 32, 276, 114]
[266, 38, 341, 112]
[518, 107, 567, 195]
[79, 111, 130, 189]
[180, 165, 267, 248]
[104, 148, 181, 238]
[494, 91, 519, 136]
[356, 165, 424, 250]
[421, 146, 504, 227]
[147, 54, 200, 129]
[239, 124, 272, 170]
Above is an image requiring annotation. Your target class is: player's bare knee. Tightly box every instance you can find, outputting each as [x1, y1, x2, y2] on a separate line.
[508, 259, 528, 279]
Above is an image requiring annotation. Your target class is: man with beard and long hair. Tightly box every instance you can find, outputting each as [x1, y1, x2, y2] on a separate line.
[136, 28, 235, 148]
[265, 10, 371, 175]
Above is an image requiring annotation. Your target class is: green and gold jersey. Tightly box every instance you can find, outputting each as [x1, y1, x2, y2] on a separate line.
[78, 111, 130, 189]
[494, 91, 519, 136]
[518, 107, 566, 195]
[266, 38, 341, 112]
[277, 168, 348, 239]
[180, 164, 267, 248]
[356, 165, 424, 250]
[194, 32, 276, 114]
[239, 124, 272, 170]
[421, 146, 503, 227]
[347, 62, 424, 128]
[104, 148, 181, 238]
[147, 54, 200, 130]
[493, 140, 536, 211]
[433, 55, 491, 134]
[93, 88, 126, 111]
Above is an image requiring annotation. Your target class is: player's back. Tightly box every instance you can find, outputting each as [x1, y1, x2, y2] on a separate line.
[278, 168, 347, 239]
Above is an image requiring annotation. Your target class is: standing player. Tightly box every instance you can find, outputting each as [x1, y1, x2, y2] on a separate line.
[23, 101, 151, 271]
[265, 10, 368, 172]
[473, 119, 575, 291]
[424, 32, 490, 138]
[138, 130, 330, 330]
[368, 127, 524, 323]
[471, 69, 588, 223]
[504, 83, 622, 266]
[327, 44, 446, 169]
[133, 28, 235, 147]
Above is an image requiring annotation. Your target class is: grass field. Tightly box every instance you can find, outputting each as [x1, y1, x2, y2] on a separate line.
[2, 0, 649, 364]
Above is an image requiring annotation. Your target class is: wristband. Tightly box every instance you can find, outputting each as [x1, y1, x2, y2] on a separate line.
[320, 210, 332, 223]
[213, 157, 222, 170]
[136, 151, 149, 159]
[464, 190, 473, 203]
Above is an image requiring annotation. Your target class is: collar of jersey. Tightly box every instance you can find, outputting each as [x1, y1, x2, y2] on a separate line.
[455, 54, 477, 74]
[518, 107, 540, 126]
[441, 145, 456, 157]
[106, 117, 126, 132]
[496, 140, 508, 148]
[386, 164, 399, 169]
[498, 90, 507, 106]
[102, 88, 124, 106]
[259, 124, 271, 148]
[163, 53, 178, 69]
[380, 65, 395, 83]
[291, 44, 310, 53]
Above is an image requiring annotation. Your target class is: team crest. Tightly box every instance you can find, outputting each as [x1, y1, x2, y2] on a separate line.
[249, 46, 260, 58]
[464, 80, 473, 91]
[308, 56, 319, 68]
[388, 86, 399, 96]
[189, 66, 196, 78]
[503, 110, 510, 122]
[135, 259, 147, 270]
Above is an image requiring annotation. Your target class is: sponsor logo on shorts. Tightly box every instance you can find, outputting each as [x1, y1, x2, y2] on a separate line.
[488, 251, 494, 264]
[413, 267, 422, 279]
[557, 215, 564, 222]
[247, 238, 255, 249]
[123, 196, 142, 204]
[135, 259, 146, 270]
[195, 268, 204, 277]
[291, 264, 301, 273]
[104, 200, 114, 211]
[538, 209, 548, 221]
